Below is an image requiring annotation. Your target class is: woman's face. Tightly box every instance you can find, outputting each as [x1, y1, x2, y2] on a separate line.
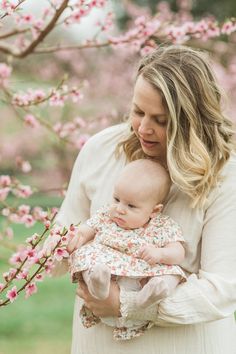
[131, 75, 168, 164]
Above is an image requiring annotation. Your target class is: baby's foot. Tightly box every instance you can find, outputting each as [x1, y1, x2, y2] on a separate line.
[136, 277, 169, 308]
[88, 264, 111, 300]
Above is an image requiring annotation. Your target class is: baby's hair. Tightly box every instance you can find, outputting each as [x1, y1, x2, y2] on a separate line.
[119, 159, 171, 204]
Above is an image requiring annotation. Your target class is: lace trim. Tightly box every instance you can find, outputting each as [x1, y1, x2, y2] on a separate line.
[119, 288, 159, 323]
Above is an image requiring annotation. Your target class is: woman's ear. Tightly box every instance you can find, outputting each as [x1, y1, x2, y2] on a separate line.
[150, 204, 163, 218]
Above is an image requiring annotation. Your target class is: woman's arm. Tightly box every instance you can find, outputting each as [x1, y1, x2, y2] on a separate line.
[48, 144, 91, 276]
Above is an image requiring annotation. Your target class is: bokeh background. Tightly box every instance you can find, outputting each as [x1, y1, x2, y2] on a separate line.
[0, 1, 236, 353]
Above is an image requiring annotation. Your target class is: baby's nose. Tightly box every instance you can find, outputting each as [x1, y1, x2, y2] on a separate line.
[116, 205, 126, 214]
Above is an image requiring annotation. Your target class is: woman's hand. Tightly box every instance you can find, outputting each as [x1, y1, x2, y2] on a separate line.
[76, 278, 121, 318]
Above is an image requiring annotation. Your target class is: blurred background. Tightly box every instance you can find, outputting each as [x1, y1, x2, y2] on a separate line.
[0, 1, 236, 353]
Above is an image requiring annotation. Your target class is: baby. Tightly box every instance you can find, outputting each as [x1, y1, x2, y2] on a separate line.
[69, 159, 186, 340]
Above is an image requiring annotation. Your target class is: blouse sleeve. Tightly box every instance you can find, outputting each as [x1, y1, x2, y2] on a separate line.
[120, 162, 236, 325]
[49, 144, 91, 276]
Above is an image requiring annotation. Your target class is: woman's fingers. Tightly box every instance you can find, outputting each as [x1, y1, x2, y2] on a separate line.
[76, 279, 120, 318]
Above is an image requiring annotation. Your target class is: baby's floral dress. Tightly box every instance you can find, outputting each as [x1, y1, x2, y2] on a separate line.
[70, 205, 186, 280]
[69, 205, 186, 341]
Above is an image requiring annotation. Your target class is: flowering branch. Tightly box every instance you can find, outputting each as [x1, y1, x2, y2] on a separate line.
[0, 212, 79, 306]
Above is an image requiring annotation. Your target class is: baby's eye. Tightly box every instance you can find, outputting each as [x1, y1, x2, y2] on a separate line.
[128, 204, 136, 208]
[113, 197, 120, 203]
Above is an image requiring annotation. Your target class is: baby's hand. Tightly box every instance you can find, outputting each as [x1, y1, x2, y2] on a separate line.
[67, 232, 85, 254]
[138, 245, 163, 266]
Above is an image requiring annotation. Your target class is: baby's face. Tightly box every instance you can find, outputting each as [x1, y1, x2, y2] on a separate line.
[109, 178, 158, 230]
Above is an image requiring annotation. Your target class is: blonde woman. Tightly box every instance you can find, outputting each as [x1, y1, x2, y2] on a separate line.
[56, 45, 236, 354]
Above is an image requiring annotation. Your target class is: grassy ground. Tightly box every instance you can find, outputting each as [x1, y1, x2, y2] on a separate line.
[0, 275, 76, 354]
[0, 195, 76, 354]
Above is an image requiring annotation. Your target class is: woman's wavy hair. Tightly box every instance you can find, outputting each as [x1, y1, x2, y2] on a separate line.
[118, 45, 235, 208]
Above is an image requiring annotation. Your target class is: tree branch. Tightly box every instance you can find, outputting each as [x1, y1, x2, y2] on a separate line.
[0, 0, 69, 58]
[17, 0, 69, 58]
[0, 28, 29, 40]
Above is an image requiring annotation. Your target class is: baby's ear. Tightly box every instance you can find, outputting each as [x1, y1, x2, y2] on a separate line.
[150, 204, 163, 218]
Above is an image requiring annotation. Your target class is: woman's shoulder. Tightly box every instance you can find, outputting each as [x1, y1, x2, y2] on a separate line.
[81, 123, 129, 154]
[220, 152, 236, 182]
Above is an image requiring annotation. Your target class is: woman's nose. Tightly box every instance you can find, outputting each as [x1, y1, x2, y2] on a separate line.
[138, 117, 154, 135]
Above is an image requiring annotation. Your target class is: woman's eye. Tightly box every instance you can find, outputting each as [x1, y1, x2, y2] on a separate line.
[155, 117, 167, 126]
[134, 110, 144, 116]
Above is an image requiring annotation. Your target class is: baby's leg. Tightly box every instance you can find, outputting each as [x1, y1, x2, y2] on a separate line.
[82, 264, 111, 300]
[137, 275, 181, 308]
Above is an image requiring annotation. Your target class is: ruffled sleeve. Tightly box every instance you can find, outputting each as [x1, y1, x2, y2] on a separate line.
[149, 214, 185, 248]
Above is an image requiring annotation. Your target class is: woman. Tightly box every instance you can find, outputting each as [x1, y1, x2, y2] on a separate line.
[56, 45, 236, 354]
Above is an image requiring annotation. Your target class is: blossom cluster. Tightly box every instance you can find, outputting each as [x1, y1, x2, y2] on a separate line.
[0, 175, 33, 202]
[1, 204, 52, 228]
[0, 215, 79, 305]
[165, 18, 236, 44]
[11, 85, 84, 108]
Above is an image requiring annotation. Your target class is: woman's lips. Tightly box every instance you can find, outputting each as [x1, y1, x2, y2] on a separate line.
[139, 137, 158, 149]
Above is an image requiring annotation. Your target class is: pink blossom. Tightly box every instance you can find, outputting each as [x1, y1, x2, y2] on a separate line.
[6, 286, 18, 303]
[5, 227, 13, 239]
[16, 157, 32, 173]
[49, 92, 65, 106]
[44, 220, 51, 229]
[13, 185, 33, 198]
[12, 93, 30, 106]
[16, 13, 34, 25]
[16, 269, 28, 280]
[0, 175, 11, 187]
[21, 214, 36, 228]
[35, 274, 44, 282]
[140, 45, 155, 56]
[54, 248, 69, 261]
[70, 88, 84, 103]
[42, 233, 60, 256]
[32, 207, 48, 222]
[25, 247, 37, 259]
[9, 213, 21, 223]
[33, 19, 44, 32]
[60, 235, 69, 245]
[26, 233, 39, 245]
[0, 63, 12, 86]
[1, 0, 17, 13]
[0, 187, 10, 201]
[25, 283, 37, 298]
[3, 268, 17, 282]
[89, 0, 107, 8]
[31, 89, 46, 102]
[221, 21, 236, 35]
[74, 116, 87, 128]
[18, 204, 31, 216]
[9, 252, 22, 265]
[75, 134, 90, 149]
[24, 114, 40, 128]
[44, 263, 54, 274]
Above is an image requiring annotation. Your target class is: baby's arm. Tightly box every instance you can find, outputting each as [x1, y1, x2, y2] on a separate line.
[138, 242, 185, 266]
[67, 224, 95, 253]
